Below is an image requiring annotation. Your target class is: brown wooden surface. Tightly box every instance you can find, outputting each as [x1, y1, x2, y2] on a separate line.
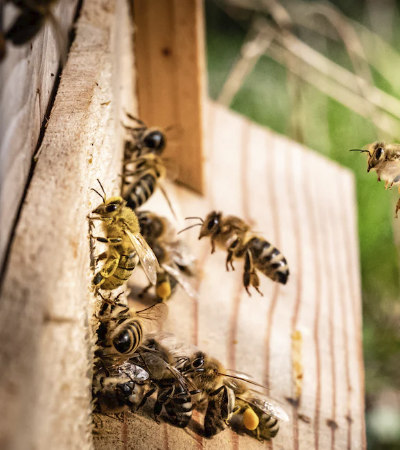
[93, 102, 366, 449]
[0, 0, 136, 448]
[0, 0, 79, 270]
[133, 0, 206, 194]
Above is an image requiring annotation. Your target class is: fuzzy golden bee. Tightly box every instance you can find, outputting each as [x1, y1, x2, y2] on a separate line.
[181, 211, 289, 295]
[89, 180, 159, 290]
[137, 211, 196, 302]
[351, 142, 400, 217]
[96, 301, 167, 364]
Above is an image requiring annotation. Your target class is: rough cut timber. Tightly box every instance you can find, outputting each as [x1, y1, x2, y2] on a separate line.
[133, 0, 206, 194]
[0, 0, 136, 448]
[93, 102, 366, 450]
[0, 0, 79, 271]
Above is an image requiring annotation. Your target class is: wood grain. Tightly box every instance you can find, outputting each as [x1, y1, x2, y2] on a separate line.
[93, 102, 366, 449]
[133, 0, 206, 194]
[0, 0, 136, 448]
[0, 0, 79, 270]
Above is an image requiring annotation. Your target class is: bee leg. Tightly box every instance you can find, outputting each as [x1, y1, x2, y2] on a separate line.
[211, 239, 216, 254]
[226, 240, 240, 271]
[243, 251, 264, 296]
[93, 236, 123, 245]
[93, 249, 120, 286]
[154, 387, 174, 423]
[136, 386, 157, 411]
[396, 198, 400, 218]
[95, 252, 107, 265]
[385, 180, 389, 190]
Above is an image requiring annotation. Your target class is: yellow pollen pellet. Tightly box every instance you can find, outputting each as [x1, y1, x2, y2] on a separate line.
[243, 408, 259, 430]
[156, 281, 171, 300]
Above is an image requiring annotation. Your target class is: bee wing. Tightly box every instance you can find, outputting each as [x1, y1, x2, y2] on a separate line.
[162, 263, 198, 300]
[135, 303, 168, 329]
[125, 230, 160, 285]
[242, 395, 290, 422]
[118, 361, 150, 382]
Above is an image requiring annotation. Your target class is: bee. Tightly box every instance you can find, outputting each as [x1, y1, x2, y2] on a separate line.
[131, 338, 200, 428]
[93, 360, 150, 414]
[181, 212, 289, 295]
[123, 114, 166, 159]
[89, 180, 159, 290]
[137, 211, 196, 302]
[96, 301, 167, 365]
[351, 142, 400, 217]
[230, 393, 289, 441]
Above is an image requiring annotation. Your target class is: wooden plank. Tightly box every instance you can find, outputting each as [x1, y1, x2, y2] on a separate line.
[0, 0, 136, 448]
[93, 102, 366, 449]
[0, 0, 79, 270]
[133, 0, 206, 194]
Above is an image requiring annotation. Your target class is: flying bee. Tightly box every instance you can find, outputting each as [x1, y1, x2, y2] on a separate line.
[230, 393, 289, 441]
[131, 338, 200, 428]
[88, 180, 159, 290]
[93, 360, 150, 414]
[96, 300, 167, 365]
[180, 211, 289, 295]
[350, 142, 400, 217]
[123, 114, 166, 159]
[136, 211, 196, 302]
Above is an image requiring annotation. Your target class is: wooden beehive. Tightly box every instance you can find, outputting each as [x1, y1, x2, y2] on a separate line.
[0, 0, 366, 449]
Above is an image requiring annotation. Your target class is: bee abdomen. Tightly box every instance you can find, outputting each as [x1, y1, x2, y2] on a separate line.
[113, 321, 143, 355]
[248, 238, 289, 285]
[260, 415, 279, 439]
[100, 254, 139, 290]
[165, 394, 193, 428]
[126, 173, 157, 210]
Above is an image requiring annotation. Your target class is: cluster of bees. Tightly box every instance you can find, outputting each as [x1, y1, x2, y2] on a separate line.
[88, 115, 290, 441]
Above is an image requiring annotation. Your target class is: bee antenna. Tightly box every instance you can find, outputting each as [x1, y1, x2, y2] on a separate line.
[97, 179, 107, 199]
[349, 149, 369, 153]
[177, 223, 202, 235]
[91, 188, 105, 201]
[185, 216, 204, 223]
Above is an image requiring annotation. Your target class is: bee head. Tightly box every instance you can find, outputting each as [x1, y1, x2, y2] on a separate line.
[350, 142, 385, 172]
[143, 129, 166, 154]
[199, 211, 222, 240]
[92, 197, 126, 217]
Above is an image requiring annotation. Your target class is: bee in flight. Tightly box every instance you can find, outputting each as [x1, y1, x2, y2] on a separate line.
[88, 180, 159, 290]
[180, 211, 289, 295]
[351, 142, 400, 217]
[136, 211, 197, 302]
[96, 300, 167, 365]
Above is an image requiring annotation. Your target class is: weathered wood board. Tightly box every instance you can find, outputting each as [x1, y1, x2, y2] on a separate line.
[93, 101, 366, 450]
[0, 0, 136, 448]
[133, 0, 206, 194]
[0, 0, 79, 271]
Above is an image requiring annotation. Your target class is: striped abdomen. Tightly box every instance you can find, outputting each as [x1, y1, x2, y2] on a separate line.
[112, 319, 143, 356]
[126, 172, 158, 210]
[164, 384, 193, 428]
[101, 252, 139, 290]
[258, 413, 279, 439]
[247, 237, 289, 285]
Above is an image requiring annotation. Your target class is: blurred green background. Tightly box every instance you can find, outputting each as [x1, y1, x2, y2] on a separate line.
[205, 1, 400, 448]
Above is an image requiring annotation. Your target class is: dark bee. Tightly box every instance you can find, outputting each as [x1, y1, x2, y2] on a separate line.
[123, 114, 166, 159]
[182, 211, 289, 295]
[137, 211, 196, 302]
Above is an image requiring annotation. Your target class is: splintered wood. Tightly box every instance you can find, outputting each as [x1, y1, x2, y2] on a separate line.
[94, 102, 366, 450]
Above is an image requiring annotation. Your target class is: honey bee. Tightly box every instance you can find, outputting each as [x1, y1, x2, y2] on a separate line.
[96, 301, 167, 365]
[89, 180, 159, 290]
[137, 211, 196, 302]
[231, 393, 289, 441]
[181, 212, 289, 295]
[179, 351, 267, 438]
[131, 338, 200, 428]
[123, 114, 166, 159]
[351, 142, 400, 217]
[93, 360, 150, 413]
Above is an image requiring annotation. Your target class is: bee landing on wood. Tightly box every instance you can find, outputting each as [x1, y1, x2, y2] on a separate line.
[88, 180, 159, 290]
[350, 142, 400, 217]
[180, 211, 290, 296]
